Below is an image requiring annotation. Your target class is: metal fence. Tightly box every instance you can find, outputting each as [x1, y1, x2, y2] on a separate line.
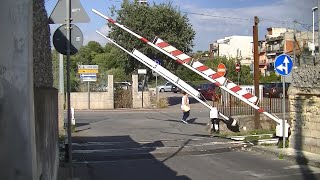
[217, 93, 290, 117]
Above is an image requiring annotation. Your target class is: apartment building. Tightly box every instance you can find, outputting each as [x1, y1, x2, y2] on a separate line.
[265, 27, 317, 69]
[209, 36, 253, 66]
[258, 40, 268, 75]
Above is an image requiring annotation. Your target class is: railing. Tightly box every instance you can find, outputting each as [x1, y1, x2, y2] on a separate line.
[217, 93, 290, 116]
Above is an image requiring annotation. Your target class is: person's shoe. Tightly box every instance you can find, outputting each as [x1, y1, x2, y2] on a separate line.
[181, 119, 188, 124]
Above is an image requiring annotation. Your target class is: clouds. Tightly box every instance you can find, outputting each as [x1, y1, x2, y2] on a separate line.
[176, 0, 316, 50]
[83, 25, 110, 45]
[83, 0, 316, 51]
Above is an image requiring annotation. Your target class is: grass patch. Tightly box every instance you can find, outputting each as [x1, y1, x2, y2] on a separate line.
[244, 136, 260, 145]
[277, 139, 289, 148]
[260, 143, 274, 146]
[278, 154, 284, 159]
[220, 129, 275, 137]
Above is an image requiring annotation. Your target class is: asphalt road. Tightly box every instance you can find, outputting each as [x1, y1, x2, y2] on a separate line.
[59, 107, 320, 180]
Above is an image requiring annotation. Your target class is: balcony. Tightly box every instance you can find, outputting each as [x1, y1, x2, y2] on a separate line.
[266, 44, 284, 53]
[266, 35, 284, 42]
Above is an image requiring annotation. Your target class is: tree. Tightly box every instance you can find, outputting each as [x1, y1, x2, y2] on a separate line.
[109, 0, 195, 73]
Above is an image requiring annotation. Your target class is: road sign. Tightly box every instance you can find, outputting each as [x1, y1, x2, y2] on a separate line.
[217, 63, 226, 76]
[48, 0, 90, 24]
[53, 24, 83, 55]
[235, 63, 240, 72]
[78, 65, 98, 69]
[138, 69, 147, 74]
[81, 77, 97, 82]
[78, 69, 99, 74]
[80, 73, 97, 78]
[80, 73, 97, 82]
[154, 59, 160, 65]
[274, 54, 293, 76]
[78, 65, 99, 74]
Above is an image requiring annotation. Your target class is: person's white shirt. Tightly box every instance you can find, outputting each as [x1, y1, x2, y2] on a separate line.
[181, 95, 189, 110]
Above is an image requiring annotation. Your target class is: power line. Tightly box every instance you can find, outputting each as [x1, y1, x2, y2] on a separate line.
[182, 11, 251, 21]
[182, 11, 313, 28]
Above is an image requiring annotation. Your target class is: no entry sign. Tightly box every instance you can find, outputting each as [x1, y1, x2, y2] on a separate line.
[235, 63, 240, 72]
[217, 63, 226, 76]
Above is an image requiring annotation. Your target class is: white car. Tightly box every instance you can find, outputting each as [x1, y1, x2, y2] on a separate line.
[157, 82, 173, 92]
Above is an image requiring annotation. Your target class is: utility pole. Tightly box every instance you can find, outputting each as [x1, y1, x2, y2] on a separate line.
[65, 0, 73, 177]
[59, 54, 64, 93]
[253, 16, 261, 129]
[318, 0, 320, 63]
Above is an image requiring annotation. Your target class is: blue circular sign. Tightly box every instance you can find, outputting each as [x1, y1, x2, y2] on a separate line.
[274, 54, 293, 76]
[154, 59, 161, 65]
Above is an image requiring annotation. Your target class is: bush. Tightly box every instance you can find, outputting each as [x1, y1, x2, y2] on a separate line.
[114, 87, 132, 108]
[156, 97, 169, 108]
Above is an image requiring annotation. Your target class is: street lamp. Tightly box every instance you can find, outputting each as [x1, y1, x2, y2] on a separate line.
[312, 6, 318, 56]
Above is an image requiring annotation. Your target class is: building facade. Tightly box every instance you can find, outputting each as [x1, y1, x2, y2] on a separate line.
[265, 27, 317, 71]
[210, 36, 253, 66]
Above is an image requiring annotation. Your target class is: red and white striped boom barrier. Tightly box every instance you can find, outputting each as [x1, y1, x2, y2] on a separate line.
[96, 31, 235, 126]
[92, 9, 289, 136]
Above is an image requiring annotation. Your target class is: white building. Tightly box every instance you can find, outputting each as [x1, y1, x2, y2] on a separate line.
[210, 36, 253, 66]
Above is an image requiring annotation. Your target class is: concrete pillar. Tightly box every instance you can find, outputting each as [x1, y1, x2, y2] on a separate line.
[108, 75, 114, 109]
[132, 75, 141, 108]
[0, 0, 37, 179]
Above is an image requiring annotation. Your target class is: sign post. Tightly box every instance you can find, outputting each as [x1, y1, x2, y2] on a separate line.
[154, 59, 161, 103]
[236, 63, 240, 85]
[78, 65, 98, 110]
[274, 54, 293, 150]
[138, 69, 147, 108]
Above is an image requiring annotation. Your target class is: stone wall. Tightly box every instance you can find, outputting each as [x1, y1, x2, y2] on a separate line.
[132, 75, 151, 108]
[71, 75, 114, 110]
[288, 87, 320, 153]
[34, 88, 59, 180]
[33, 0, 53, 87]
[288, 65, 320, 154]
[219, 113, 289, 133]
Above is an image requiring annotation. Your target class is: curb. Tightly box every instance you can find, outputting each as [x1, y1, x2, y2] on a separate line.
[248, 146, 320, 168]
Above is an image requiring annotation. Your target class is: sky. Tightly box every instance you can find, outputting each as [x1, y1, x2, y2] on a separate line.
[45, 0, 317, 51]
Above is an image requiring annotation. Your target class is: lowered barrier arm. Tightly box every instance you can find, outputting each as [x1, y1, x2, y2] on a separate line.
[96, 31, 239, 132]
[92, 9, 289, 138]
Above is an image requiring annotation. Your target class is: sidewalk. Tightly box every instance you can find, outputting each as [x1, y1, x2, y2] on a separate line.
[249, 146, 320, 168]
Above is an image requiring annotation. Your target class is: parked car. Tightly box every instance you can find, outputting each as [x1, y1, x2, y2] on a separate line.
[157, 82, 173, 92]
[138, 82, 148, 91]
[263, 82, 291, 98]
[171, 82, 198, 93]
[198, 83, 218, 101]
[114, 81, 132, 90]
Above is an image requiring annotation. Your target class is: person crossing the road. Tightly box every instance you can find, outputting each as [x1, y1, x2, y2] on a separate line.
[181, 91, 190, 124]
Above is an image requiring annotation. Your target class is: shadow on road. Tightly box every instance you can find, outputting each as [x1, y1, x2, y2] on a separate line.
[58, 136, 192, 180]
[165, 118, 207, 126]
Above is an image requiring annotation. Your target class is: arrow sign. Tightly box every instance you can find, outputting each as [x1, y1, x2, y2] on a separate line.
[274, 54, 293, 76]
